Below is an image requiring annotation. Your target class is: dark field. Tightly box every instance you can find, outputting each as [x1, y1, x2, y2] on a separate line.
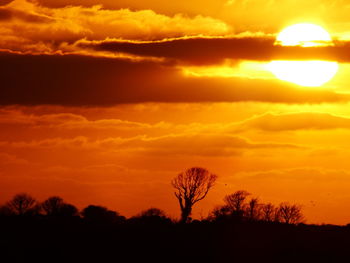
[1, 216, 350, 263]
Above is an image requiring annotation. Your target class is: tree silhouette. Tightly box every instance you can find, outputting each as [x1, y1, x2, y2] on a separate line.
[246, 197, 261, 221]
[131, 207, 172, 225]
[209, 205, 231, 221]
[261, 203, 275, 222]
[172, 167, 217, 223]
[6, 193, 38, 216]
[81, 205, 125, 224]
[224, 190, 250, 220]
[41, 196, 78, 217]
[139, 207, 167, 218]
[0, 204, 12, 216]
[41, 196, 64, 216]
[278, 202, 304, 224]
[59, 203, 79, 217]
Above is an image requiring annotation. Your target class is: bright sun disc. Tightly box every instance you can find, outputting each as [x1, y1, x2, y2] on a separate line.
[267, 60, 338, 87]
[268, 23, 338, 87]
[276, 23, 332, 47]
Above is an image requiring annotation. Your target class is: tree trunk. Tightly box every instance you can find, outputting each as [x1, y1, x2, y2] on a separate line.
[180, 206, 192, 223]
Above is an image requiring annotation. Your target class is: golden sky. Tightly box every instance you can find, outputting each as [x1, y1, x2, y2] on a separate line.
[2, 0, 350, 224]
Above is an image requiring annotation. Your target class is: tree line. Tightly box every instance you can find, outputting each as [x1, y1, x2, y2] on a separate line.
[0, 167, 303, 225]
[172, 167, 303, 224]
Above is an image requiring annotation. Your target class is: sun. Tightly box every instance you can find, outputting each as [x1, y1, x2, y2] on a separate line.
[267, 23, 338, 87]
[276, 23, 332, 47]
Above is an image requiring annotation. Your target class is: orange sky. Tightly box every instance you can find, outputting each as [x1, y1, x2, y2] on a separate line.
[2, 0, 350, 224]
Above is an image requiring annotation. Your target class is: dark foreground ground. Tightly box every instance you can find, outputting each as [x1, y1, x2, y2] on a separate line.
[1, 217, 350, 263]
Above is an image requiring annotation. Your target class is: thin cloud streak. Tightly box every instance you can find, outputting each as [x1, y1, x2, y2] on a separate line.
[79, 37, 350, 65]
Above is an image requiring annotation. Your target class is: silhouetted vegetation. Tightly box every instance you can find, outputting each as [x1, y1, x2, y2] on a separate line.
[0, 168, 348, 262]
[4, 193, 39, 216]
[172, 167, 217, 223]
[41, 196, 79, 218]
[81, 204, 125, 224]
[210, 190, 304, 224]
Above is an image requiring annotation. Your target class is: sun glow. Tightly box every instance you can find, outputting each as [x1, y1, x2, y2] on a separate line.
[276, 23, 333, 47]
[267, 60, 338, 87]
[268, 23, 338, 87]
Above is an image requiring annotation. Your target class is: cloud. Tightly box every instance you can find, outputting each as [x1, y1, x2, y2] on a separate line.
[29, 0, 229, 18]
[0, 152, 30, 165]
[0, 0, 232, 52]
[0, 51, 348, 106]
[114, 133, 301, 156]
[5, 108, 350, 147]
[77, 37, 275, 65]
[0, 108, 157, 129]
[0, 109, 85, 125]
[0, 0, 13, 6]
[79, 37, 350, 65]
[0, 107, 181, 140]
[3, 0, 350, 62]
[238, 112, 350, 131]
[0, 133, 302, 157]
[0, 5, 53, 23]
[236, 167, 350, 182]
[28, 0, 350, 30]
[10, 0, 350, 65]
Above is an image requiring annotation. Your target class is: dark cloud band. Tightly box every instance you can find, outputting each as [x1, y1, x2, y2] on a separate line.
[0, 51, 348, 106]
[79, 37, 350, 65]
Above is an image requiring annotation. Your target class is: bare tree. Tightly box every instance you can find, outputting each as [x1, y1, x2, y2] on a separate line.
[6, 193, 38, 216]
[41, 196, 78, 217]
[246, 197, 261, 221]
[172, 167, 217, 223]
[278, 202, 304, 224]
[261, 203, 275, 222]
[41, 196, 64, 216]
[273, 206, 282, 223]
[224, 190, 250, 219]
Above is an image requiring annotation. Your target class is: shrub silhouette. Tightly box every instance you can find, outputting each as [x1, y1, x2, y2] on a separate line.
[81, 205, 125, 224]
[58, 203, 79, 217]
[130, 207, 172, 225]
[138, 207, 166, 218]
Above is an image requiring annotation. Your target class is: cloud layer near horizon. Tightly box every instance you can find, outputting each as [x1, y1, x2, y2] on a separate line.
[2, 104, 350, 223]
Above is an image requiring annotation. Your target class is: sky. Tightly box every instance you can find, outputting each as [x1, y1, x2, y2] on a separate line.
[2, 0, 350, 224]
